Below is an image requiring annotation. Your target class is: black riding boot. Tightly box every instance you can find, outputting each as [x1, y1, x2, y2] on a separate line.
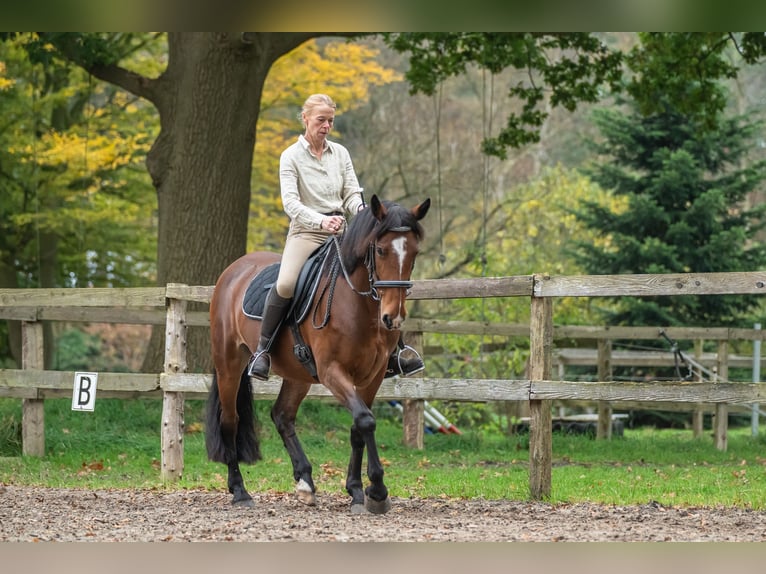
[385, 335, 425, 378]
[248, 287, 292, 381]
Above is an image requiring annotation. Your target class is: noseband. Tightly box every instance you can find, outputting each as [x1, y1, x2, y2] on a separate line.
[333, 228, 414, 300]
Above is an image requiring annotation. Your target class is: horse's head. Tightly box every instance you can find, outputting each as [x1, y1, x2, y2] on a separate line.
[360, 194, 430, 330]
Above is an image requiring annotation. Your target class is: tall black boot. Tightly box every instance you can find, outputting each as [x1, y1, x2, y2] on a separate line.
[385, 335, 425, 378]
[248, 287, 292, 381]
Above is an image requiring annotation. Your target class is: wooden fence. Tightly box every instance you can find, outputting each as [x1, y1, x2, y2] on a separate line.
[2, 271, 766, 500]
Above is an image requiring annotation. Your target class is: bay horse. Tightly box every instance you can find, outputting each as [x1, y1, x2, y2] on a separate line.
[206, 194, 430, 513]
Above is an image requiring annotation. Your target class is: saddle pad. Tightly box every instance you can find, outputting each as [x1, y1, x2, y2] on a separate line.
[242, 263, 280, 319]
[241, 238, 335, 323]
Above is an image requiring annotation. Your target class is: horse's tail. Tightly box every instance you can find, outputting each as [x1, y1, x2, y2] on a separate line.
[205, 370, 261, 463]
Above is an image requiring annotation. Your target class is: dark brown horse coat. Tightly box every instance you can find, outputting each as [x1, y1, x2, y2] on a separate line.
[206, 194, 430, 512]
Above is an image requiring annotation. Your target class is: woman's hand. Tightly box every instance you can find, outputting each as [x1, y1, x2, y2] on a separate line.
[322, 215, 345, 234]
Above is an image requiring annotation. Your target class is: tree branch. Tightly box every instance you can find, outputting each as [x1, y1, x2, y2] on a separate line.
[88, 63, 159, 104]
[39, 33, 161, 105]
[241, 31, 368, 61]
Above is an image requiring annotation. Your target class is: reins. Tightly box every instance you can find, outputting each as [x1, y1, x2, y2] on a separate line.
[311, 231, 414, 329]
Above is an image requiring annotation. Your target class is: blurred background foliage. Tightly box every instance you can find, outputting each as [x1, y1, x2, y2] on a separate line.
[2, 32, 766, 430]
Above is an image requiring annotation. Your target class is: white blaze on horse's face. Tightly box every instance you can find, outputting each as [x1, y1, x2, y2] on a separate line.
[378, 235, 410, 330]
[392, 236, 407, 275]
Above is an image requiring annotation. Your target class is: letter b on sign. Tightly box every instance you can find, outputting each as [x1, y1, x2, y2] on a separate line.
[72, 372, 98, 411]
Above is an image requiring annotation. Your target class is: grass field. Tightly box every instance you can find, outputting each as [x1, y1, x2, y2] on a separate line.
[1, 397, 765, 508]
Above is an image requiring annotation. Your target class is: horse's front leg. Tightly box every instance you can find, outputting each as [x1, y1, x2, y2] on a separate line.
[347, 397, 391, 515]
[271, 379, 316, 506]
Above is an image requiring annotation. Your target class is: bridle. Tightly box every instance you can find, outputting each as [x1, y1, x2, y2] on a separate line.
[312, 230, 414, 329]
[335, 229, 414, 299]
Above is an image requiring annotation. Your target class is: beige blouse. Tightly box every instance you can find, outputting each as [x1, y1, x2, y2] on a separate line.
[279, 134, 364, 233]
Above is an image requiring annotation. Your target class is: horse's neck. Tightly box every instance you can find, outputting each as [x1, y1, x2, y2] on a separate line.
[312, 264, 367, 315]
[349, 265, 378, 309]
[340, 266, 375, 307]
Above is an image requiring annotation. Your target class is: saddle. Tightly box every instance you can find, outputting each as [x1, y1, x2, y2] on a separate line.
[241, 238, 336, 378]
[242, 238, 333, 322]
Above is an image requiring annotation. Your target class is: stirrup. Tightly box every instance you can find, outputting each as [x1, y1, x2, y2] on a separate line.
[387, 345, 425, 378]
[247, 349, 270, 380]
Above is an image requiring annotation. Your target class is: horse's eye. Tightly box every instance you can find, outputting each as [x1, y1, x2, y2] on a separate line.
[376, 246, 384, 256]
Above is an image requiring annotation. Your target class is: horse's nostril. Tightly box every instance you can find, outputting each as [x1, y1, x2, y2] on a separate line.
[382, 315, 393, 329]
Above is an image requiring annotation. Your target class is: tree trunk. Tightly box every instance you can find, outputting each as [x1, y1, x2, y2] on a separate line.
[139, 33, 312, 373]
[52, 32, 322, 374]
[0, 257, 21, 367]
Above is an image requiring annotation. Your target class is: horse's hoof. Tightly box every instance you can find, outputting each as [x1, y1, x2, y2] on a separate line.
[232, 497, 255, 508]
[364, 495, 392, 515]
[350, 503, 368, 515]
[295, 478, 317, 506]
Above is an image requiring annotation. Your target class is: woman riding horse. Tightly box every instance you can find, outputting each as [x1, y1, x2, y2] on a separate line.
[249, 93, 423, 382]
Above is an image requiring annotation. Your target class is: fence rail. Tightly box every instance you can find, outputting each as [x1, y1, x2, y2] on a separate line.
[3, 369, 762, 404]
[1, 271, 764, 500]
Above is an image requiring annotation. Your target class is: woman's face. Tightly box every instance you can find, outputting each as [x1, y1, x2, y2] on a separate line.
[303, 104, 335, 141]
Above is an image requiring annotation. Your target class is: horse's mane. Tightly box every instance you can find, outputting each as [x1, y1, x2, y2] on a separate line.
[338, 200, 425, 272]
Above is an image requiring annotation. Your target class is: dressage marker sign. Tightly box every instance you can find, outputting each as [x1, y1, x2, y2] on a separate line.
[72, 372, 98, 411]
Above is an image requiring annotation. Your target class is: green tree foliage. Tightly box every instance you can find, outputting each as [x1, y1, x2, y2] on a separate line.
[625, 33, 738, 128]
[626, 33, 766, 129]
[4, 32, 766, 374]
[382, 33, 624, 156]
[570, 32, 766, 392]
[571, 100, 766, 327]
[0, 33, 158, 289]
[425, 166, 621, 379]
[0, 33, 159, 367]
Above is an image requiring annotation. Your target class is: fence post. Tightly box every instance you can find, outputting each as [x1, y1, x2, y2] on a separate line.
[597, 339, 613, 440]
[529, 276, 552, 500]
[402, 399, 425, 449]
[752, 323, 761, 437]
[713, 340, 729, 451]
[401, 330, 425, 449]
[21, 320, 45, 457]
[692, 339, 704, 438]
[161, 286, 188, 481]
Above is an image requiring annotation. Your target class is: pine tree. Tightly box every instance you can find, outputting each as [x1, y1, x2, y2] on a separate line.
[572, 99, 766, 327]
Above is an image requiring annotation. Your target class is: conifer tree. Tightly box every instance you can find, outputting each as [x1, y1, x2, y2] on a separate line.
[572, 98, 766, 327]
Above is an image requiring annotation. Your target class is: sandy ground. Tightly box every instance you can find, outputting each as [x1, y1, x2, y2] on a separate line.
[1, 485, 765, 542]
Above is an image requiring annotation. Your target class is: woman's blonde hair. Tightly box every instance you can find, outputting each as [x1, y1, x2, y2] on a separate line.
[300, 94, 336, 124]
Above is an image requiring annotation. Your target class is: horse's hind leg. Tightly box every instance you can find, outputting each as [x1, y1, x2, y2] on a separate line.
[271, 379, 316, 506]
[209, 369, 257, 507]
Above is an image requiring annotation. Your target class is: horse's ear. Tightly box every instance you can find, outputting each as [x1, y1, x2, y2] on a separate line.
[412, 197, 431, 221]
[370, 194, 387, 221]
